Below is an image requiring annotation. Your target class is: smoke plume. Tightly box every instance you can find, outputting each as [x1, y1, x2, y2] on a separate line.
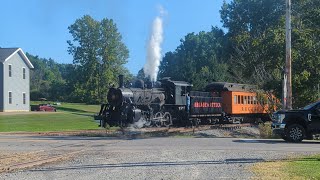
[144, 6, 165, 82]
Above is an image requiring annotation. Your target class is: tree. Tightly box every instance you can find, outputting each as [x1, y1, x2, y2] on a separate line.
[158, 27, 230, 90]
[221, 0, 320, 107]
[67, 15, 130, 103]
[220, 0, 284, 38]
[27, 53, 68, 101]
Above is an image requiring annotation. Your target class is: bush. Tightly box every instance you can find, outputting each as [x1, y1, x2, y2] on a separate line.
[258, 122, 277, 139]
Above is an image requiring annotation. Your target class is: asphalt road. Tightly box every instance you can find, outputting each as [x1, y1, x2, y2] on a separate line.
[1, 134, 320, 180]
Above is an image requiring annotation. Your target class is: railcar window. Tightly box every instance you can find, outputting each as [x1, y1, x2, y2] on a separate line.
[241, 95, 243, 104]
[244, 96, 247, 104]
[181, 86, 186, 96]
[238, 95, 241, 104]
[234, 95, 237, 104]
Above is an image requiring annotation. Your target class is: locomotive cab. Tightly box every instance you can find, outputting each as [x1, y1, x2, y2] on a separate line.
[159, 78, 192, 105]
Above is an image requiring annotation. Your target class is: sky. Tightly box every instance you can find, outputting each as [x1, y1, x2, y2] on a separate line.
[0, 0, 229, 75]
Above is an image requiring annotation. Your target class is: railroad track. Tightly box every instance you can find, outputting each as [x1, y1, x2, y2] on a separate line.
[209, 123, 257, 130]
[119, 123, 257, 135]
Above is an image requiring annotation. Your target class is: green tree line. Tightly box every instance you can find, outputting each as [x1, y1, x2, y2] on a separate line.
[159, 0, 320, 108]
[28, 15, 131, 104]
[28, 1, 320, 107]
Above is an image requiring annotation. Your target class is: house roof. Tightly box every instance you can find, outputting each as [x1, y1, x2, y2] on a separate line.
[0, 48, 34, 69]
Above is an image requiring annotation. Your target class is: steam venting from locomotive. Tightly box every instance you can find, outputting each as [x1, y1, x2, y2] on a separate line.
[144, 6, 165, 82]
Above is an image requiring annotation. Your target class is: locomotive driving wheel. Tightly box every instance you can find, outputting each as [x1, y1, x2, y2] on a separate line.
[162, 112, 172, 127]
[154, 112, 163, 127]
[144, 118, 152, 127]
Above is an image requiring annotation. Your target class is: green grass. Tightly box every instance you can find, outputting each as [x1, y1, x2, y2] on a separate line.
[0, 102, 101, 132]
[252, 154, 320, 179]
[285, 154, 320, 179]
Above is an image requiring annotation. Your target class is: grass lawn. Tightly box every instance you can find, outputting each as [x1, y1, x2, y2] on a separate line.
[252, 154, 320, 179]
[0, 102, 101, 132]
[286, 154, 320, 179]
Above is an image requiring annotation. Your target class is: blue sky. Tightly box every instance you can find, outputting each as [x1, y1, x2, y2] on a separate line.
[0, 0, 229, 75]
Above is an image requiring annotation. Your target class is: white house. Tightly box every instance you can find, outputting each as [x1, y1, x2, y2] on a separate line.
[0, 48, 34, 112]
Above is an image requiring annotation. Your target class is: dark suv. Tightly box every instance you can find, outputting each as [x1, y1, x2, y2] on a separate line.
[272, 101, 320, 142]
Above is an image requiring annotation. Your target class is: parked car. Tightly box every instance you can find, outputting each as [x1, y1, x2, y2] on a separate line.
[272, 100, 320, 142]
[31, 104, 56, 112]
[53, 102, 61, 105]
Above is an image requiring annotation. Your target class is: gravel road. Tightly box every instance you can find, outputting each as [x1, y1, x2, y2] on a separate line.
[1, 134, 320, 180]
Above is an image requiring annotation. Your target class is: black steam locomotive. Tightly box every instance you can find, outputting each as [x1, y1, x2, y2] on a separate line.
[95, 75, 224, 128]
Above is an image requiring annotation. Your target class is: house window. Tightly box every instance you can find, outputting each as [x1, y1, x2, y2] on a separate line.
[9, 65, 12, 77]
[9, 92, 12, 104]
[23, 93, 26, 104]
[23, 68, 26, 79]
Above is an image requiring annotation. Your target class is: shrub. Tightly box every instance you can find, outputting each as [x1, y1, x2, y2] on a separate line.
[259, 122, 276, 139]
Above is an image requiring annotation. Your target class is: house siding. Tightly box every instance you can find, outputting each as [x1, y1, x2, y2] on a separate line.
[3, 52, 30, 111]
[0, 63, 3, 111]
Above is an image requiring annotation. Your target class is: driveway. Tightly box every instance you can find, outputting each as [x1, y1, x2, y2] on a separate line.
[0, 135, 319, 180]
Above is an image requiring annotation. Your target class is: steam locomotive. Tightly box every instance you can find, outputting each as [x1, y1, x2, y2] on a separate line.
[95, 75, 224, 128]
[95, 75, 274, 128]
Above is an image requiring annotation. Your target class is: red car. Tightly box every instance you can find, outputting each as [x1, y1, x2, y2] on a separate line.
[31, 104, 56, 112]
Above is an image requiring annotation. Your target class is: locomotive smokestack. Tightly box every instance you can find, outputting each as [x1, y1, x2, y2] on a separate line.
[119, 75, 124, 88]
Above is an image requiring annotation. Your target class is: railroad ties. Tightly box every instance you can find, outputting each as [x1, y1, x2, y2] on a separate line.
[210, 123, 255, 131]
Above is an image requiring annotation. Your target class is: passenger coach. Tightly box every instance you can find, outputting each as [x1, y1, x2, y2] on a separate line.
[206, 82, 271, 123]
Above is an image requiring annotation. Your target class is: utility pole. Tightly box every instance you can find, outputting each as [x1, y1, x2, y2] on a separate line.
[285, 0, 292, 109]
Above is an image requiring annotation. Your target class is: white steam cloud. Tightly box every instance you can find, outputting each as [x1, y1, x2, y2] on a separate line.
[144, 6, 166, 82]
